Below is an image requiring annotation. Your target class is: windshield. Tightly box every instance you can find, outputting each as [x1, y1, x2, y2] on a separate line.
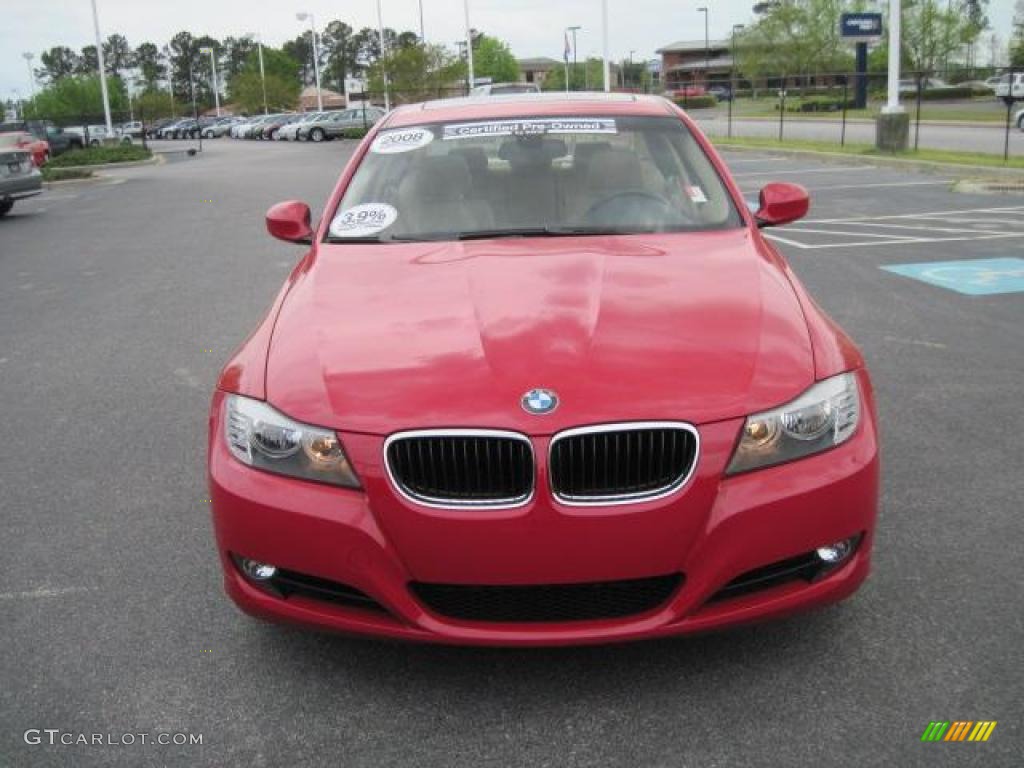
[327, 115, 741, 242]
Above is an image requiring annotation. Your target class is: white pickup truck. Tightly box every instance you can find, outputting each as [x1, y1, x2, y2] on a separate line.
[994, 72, 1023, 100]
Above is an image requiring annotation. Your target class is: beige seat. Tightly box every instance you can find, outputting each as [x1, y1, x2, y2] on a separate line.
[569, 148, 647, 223]
[396, 155, 495, 235]
[496, 138, 566, 227]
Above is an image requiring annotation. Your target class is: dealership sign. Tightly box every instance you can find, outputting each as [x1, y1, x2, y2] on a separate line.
[840, 12, 883, 41]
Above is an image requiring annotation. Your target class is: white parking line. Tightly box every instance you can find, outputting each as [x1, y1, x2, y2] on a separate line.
[731, 165, 876, 178]
[803, 205, 1024, 224]
[765, 232, 1024, 250]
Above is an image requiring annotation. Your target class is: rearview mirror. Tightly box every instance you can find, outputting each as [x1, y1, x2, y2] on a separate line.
[266, 201, 313, 244]
[754, 182, 809, 228]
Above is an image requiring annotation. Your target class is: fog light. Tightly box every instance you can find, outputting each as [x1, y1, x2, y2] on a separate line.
[816, 538, 854, 564]
[241, 558, 277, 581]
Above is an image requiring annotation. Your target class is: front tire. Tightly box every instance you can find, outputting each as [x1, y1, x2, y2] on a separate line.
[0, 200, 14, 217]
[310, 127, 325, 143]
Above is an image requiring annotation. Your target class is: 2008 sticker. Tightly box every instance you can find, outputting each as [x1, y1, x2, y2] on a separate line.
[371, 128, 434, 154]
[329, 203, 399, 237]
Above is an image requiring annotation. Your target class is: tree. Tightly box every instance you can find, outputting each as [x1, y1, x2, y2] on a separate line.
[1011, 0, 1024, 67]
[222, 36, 257, 81]
[27, 75, 127, 119]
[902, 0, 968, 73]
[735, 0, 852, 82]
[103, 34, 134, 77]
[37, 47, 79, 83]
[367, 43, 465, 99]
[77, 45, 99, 76]
[321, 21, 358, 92]
[542, 58, 608, 91]
[282, 32, 315, 85]
[227, 48, 300, 111]
[134, 42, 166, 90]
[473, 35, 519, 82]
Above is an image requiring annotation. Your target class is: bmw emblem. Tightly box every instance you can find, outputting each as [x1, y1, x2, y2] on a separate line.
[521, 388, 558, 415]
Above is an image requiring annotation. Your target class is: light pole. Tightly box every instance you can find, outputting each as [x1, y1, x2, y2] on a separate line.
[601, 0, 610, 91]
[296, 12, 323, 111]
[22, 53, 37, 101]
[567, 26, 581, 91]
[628, 49, 635, 90]
[697, 7, 709, 87]
[729, 24, 744, 139]
[418, 0, 425, 42]
[464, 0, 475, 89]
[248, 33, 268, 114]
[199, 46, 221, 116]
[376, 0, 391, 111]
[90, 0, 114, 135]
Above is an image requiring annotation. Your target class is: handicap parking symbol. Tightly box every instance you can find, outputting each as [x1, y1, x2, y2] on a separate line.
[881, 257, 1024, 296]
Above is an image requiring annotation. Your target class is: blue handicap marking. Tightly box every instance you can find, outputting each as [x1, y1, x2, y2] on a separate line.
[881, 257, 1024, 296]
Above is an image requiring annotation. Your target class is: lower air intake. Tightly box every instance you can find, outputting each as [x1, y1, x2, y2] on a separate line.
[410, 573, 683, 623]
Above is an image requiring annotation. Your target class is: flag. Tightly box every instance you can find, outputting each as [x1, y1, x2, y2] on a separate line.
[564, 32, 571, 63]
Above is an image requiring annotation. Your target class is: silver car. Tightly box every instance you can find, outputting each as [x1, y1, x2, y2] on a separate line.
[0, 134, 43, 217]
[297, 108, 385, 142]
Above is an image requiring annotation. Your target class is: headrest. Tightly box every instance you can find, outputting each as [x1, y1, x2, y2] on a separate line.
[585, 149, 643, 189]
[450, 147, 488, 175]
[573, 141, 612, 170]
[400, 155, 472, 202]
[498, 138, 567, 168]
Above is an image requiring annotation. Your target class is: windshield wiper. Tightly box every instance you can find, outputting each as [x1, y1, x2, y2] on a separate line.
[454, 226, 638, 241]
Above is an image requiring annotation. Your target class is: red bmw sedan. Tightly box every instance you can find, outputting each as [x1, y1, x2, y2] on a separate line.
[209, 93, 879, 646]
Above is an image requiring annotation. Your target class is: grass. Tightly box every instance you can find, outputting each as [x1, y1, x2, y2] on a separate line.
[709, 135, 1024, 169]
[729, 97, 1009, 123]
[41, 166, 94, 181]
[47, 145, 152, 168]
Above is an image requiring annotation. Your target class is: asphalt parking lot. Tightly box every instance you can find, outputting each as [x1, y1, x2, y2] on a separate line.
[1, 139, 1021, 767]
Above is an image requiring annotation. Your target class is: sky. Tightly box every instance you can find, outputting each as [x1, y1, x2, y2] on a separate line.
[1, 0, 1018, 100]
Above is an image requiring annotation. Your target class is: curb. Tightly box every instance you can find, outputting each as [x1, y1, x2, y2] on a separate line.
[711, 142, 1024, 179]
[48, 154, 163, 174]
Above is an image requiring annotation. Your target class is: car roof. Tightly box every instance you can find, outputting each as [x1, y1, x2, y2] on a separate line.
[384, 92, 676, 128]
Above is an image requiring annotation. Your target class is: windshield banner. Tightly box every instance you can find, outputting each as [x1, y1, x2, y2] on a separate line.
[442, 118, 617, 140]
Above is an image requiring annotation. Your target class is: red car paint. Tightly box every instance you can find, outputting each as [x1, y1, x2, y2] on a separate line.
[209, 94, 879, 645]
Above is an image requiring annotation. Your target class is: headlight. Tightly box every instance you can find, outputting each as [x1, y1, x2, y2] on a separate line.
[726, 372, 860, 475]
[224, 395, 361, 488]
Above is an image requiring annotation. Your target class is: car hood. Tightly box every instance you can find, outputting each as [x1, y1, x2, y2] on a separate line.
[265, 231, 815, 435]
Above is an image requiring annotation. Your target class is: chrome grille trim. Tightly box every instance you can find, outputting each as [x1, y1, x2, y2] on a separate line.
[548, 422, 700, 506]
[383, 428, 535, 510]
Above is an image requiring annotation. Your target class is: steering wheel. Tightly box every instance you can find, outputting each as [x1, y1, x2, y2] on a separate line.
[583, 190, 676, 227]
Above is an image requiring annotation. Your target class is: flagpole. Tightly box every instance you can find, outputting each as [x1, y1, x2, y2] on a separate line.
[564, 32, 570, 94]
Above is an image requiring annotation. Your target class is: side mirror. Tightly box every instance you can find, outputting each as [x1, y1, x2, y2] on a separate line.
[266, 200, 313, 244]
[754, 182, 810, 228]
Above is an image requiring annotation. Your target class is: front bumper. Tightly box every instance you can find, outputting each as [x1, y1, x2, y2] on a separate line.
[208, 378, 879, 646]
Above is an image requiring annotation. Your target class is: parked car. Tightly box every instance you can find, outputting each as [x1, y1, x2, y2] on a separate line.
[0, 133, 43, 217]
[0, 119, 83, 156]
[984, 75, 1003, 90]
[209, 92, 879, 644]
[276, 113, 325, 141]
[897, 77, 952, 94]
[470, 82, 541, 96]
[237, 115, 278, 139]
[202, 116, 242, 138]
[708, 85, 733, 102]
[994, 72, 1024, 101]
[119, 121, 144, 139]
[297, 107, 386, 141]
[667, 85, 708, 100]
[0, 124, 50, 166]
[1016, 106, 1024, 131]
[258, 114, 301, 140]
